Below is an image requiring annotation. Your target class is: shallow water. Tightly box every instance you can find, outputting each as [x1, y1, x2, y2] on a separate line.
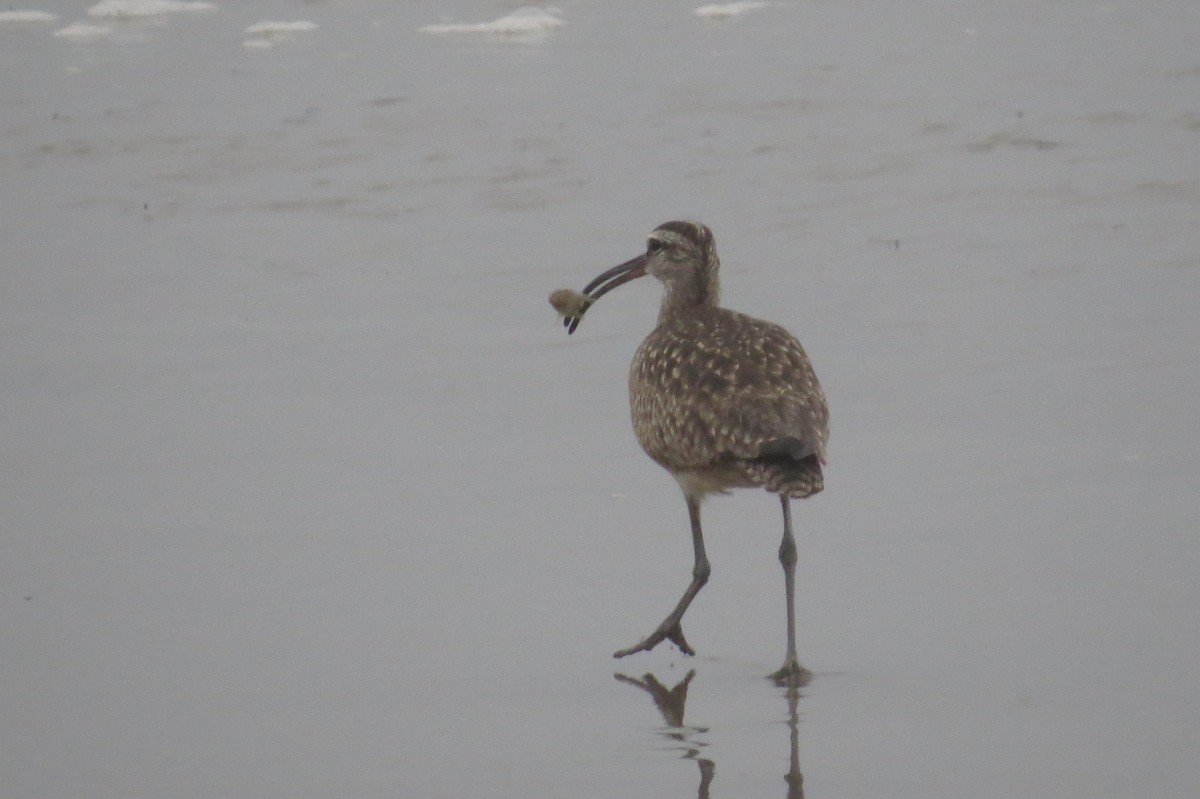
[2, 2, 1198, 796]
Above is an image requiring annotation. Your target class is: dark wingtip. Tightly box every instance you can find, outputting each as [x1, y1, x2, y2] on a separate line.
[758, 437, 816, 462]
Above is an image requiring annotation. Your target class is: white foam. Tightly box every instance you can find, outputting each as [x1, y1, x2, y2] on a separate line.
[419, 7, 564, 37]
[242, 38, 273, 50]
[244, 20, 318, 36]
[87, 0, 216, 18]
[54, 20, 113, 39]
[0, 10, 60, 23]
[694, 2, 769, 18]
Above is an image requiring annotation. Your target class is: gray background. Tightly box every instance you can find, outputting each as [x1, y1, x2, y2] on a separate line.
[3, 2, 1198, 796]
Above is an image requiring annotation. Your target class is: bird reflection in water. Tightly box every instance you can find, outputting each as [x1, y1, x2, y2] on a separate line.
[615, 670, 804, 799]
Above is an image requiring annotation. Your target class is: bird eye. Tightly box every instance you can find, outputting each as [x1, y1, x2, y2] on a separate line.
[647, 239, 665, 254]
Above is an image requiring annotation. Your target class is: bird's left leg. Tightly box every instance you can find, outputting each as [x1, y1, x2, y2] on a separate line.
[614, 494, 710, 658]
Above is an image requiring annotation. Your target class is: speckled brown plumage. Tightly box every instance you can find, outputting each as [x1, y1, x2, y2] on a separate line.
[630, 306, 828, 500]
[560, 220, 829, 686]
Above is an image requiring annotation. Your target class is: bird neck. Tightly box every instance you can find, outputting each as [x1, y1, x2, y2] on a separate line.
[657, 261, 721, 322]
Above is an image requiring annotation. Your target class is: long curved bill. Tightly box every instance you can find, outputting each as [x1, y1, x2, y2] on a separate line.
[564, 253, 649, 334]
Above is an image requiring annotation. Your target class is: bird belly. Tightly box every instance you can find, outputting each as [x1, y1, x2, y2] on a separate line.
[669, 466, 756, 498]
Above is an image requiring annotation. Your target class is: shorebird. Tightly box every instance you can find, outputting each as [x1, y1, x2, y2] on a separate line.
[556, 221, 829, 685]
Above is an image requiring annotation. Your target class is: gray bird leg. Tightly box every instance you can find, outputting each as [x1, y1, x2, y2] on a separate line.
[614, 494, 710, 658]
[771, 495, 812, 686]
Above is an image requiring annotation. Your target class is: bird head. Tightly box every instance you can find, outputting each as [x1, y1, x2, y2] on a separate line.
[564, 221, 720, 334]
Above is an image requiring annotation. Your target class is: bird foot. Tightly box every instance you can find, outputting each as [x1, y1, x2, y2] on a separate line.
[770, 654, 812, 688]
[613, 619, 695, 659]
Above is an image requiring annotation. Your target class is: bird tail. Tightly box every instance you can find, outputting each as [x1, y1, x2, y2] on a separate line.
[741, 453, 824, 499]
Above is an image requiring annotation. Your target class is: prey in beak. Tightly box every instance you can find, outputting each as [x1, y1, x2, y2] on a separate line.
[552, 252, 649, 334]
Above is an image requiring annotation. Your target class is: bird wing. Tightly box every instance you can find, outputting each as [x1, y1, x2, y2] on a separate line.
[630, 309, 828, 471]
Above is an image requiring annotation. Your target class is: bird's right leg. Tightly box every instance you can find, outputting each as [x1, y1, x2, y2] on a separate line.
[771, 495, 812, 686]
[614, 494, 710, 658]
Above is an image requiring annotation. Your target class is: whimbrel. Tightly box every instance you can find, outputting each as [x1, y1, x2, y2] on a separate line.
[556, 221, 829, 685]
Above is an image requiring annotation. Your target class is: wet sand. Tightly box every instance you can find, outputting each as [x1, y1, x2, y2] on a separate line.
[2, 2, 1198, 796]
